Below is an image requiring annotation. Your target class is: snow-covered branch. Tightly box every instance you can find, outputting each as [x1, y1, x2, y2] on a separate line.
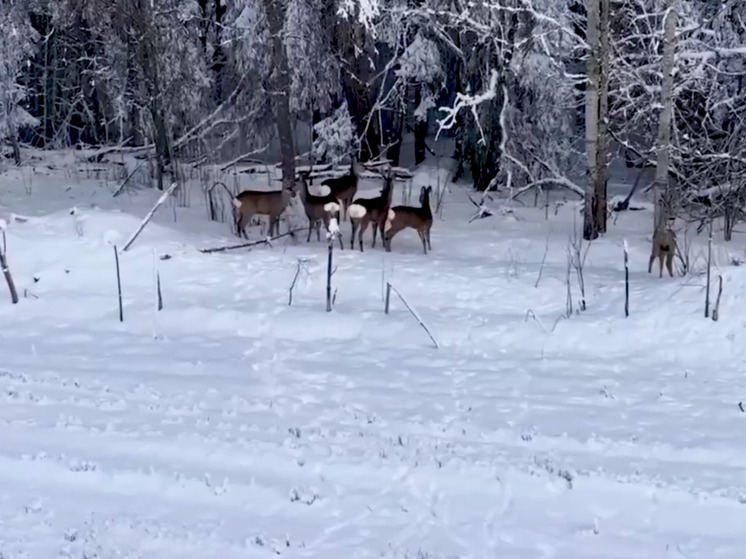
[435, 69, 499, 145]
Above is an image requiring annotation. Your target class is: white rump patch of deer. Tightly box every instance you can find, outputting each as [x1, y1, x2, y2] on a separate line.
[347, 204, 367, 220]
[348, 168, 395, 251]
[324, 202, 340, 214]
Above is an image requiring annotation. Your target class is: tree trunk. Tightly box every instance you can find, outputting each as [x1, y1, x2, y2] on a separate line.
[150, 103, 170, 191]
[414, 86, 428, 165]
[265, 0, 295, 189]
[583, 0, 610, 240]
[10, 135, 21, 166]
[654, 0, 677, 229]
[594, 0, 610, 234]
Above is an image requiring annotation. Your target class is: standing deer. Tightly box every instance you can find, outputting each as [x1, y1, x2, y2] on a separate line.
[648, 218, 677, 277]
[231, 181, 297, 239]
[297, 171, 344, 249]
[347, 168, 394, 252]
[383, 185, 433, 254]
[320, 158, 364, 221]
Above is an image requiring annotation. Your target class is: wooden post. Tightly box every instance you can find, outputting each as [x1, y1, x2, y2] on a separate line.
[114, 245, 123, 322]
[326, 236, 333, 312]
[705, 220, 712, 318]
[712, 275, 723, 322]
[0, 246, 19, 305]
[156, 271, 163, 311]
[623, 239, 629, 317]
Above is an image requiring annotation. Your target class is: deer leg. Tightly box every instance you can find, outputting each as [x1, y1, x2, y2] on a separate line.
[658, 253, 665, 278]
[345, 197, 353, 221]
[358, 219, 369, 252]
[350, 219, 358, 250]
[648, 252, 655, 274]
[306, 218, 313, 242]
[238, 213, 252, 239]
[316, 220, 322, 242]
[666, 251, 674, 277]
[426, 223, 432, 250]
[418, 230, 427, 255]
[376, 221, 385, 249]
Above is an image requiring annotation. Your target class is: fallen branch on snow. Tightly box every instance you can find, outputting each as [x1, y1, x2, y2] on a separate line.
[384, 281, 439, 349]
[200, 228, 301, 253]
[121, 182, 179, 252]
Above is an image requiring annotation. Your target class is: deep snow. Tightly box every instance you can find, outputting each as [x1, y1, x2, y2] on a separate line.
[1, 151, 745, 558]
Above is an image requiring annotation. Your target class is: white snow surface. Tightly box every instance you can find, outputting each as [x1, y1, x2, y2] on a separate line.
[1, 154, 746, 558]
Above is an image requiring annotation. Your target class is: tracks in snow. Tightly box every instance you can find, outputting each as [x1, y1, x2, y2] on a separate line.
[1, 328, 745, 558]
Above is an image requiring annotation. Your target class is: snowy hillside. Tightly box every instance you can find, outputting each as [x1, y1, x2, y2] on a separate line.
[1, 158, 745, 558]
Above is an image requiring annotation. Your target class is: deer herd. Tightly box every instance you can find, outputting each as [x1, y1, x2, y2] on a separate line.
[226, 158, 678, 279]
[229, 160, 435, 255]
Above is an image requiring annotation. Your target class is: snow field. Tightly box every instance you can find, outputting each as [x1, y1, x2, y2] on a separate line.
[0, 159, 745, 558]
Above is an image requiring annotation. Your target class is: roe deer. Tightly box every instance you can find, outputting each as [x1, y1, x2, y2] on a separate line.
[321, 158, 364, 221]
[383, 185, 433, 254]
[232, 181, 297, 239]
[648, 219, 677, 278]
[298, 171, 344, 249]
[347, 168, 394, 252]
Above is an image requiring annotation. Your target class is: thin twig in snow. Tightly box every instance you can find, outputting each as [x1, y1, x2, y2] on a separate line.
[535, 230, 551, 288]
[288, 258, 310, 306]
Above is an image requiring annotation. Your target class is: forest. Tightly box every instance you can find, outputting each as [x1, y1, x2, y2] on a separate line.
[2, 3, 746, 555]
[1, 0, 745, 241]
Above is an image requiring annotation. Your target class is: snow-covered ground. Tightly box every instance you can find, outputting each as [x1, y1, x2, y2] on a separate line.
[1, 153, 745, 558]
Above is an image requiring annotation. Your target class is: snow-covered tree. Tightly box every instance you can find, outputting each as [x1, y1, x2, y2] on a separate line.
[0, 4, 39, 164]
[611, 0, 746, 240]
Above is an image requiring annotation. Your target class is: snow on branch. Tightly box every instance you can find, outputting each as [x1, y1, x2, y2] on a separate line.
[337, 0, 380, 34]
[435, 69, 499, 145]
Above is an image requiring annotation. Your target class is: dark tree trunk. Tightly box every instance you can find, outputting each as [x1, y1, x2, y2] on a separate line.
[150, 104, 170, 190]
[213, 0, 226, 102]
[10, 136, 21, 166]
[414, 86, 428, 165]
[265, 0, 295, 188]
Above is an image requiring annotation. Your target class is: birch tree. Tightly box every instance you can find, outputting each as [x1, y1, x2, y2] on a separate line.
[583, 0, 611, 240]
[652, 0, 676, 229]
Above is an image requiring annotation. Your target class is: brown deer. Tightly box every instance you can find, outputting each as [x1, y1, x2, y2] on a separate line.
[297, 171, 344, 249]
[320, 158, 364, 221]
[648, 219, 677, 278]
[347, 168, 394, 252]
[383, 185, 433, 254]
[231, 181, 297, 239]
